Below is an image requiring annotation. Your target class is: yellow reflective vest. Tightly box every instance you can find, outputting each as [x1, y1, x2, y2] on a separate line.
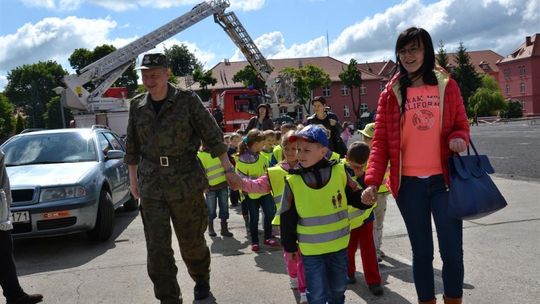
[260, 150, 273, 166]
[267, 165, 288, 225]
[235, 154, 269, 199]
[272, 145, 283, 163]
[286, 163, 350, 256]
[197, 151, 226, 187]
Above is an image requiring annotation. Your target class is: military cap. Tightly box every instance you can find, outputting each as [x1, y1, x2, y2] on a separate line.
[136, 53, 168, 70]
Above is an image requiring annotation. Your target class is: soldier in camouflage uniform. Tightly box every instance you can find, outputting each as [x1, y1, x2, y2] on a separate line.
[124, 53, 239, 304]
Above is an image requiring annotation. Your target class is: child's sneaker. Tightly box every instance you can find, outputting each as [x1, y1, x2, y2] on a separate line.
[263, 238, 280, 247]
[251, 244, 260, 252]
[289, 277, 298, 289]
[299, 292, 308, 304]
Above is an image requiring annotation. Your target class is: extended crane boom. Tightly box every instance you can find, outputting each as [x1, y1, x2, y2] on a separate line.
[62, 0, 230, 112]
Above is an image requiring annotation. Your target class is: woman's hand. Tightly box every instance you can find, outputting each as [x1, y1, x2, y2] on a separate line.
[449, 138, 467, 153]
[361, 185, 378, 204]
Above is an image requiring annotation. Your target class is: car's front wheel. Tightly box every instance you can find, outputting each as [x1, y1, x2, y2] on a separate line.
[87, 191, 114, 241]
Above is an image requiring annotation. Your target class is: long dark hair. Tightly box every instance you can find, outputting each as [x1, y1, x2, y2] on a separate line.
[395, 27, 438, 113]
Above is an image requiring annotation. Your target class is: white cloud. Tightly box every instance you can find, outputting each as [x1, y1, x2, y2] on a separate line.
[0, 16, 118, 72]
[329, 0, 540, 62]
[0, 75, 7, 91]
[20, 0, 266, 12]
[231, 31, 327, 61]
[20, 0, 83, 11]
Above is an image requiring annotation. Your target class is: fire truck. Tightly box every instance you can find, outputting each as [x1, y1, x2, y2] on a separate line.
[60, 0, 292, 135]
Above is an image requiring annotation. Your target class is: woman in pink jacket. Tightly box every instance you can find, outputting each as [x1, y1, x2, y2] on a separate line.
[362, 27, 470, 304]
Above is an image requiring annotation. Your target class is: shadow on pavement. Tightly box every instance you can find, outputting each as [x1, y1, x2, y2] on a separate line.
[253, 248, 287, 274]
[209, 234, 249, 256]
[13, 208, 139, 276]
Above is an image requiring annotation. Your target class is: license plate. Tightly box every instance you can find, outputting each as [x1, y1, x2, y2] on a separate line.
[11, 211, 30, 223]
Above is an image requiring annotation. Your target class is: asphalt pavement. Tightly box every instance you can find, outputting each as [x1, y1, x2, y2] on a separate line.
[11, 122, 540, 304]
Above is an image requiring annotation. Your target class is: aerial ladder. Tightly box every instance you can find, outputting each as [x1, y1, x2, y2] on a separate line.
[62, 0, 230, 112]
[60, 0, 295, 134]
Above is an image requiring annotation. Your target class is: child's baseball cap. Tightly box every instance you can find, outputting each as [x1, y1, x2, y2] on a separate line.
[289, 125, 329, 147]
[360, 123, 375, 139]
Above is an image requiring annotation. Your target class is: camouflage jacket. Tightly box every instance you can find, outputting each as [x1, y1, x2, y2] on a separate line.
[124, 84, 227, 200]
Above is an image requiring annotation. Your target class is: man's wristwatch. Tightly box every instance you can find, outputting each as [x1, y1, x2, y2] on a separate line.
[224, 167, 235, 174]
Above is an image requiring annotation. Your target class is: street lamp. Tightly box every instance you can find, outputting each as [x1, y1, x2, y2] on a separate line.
[53, 86, 66, 128]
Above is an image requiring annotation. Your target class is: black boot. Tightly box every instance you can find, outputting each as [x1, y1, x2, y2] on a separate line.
[220, 221, 233, 237]
[207, 220, 217, 237]
[7, 293, 43, 304]
[194, 282, 210, 300]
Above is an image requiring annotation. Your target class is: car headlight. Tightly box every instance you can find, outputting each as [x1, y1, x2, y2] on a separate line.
[40, 186, 87, 202]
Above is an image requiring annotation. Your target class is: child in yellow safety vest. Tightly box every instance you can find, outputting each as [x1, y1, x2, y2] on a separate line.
[360, 122, 390, 262]
[197, 144, 233, 238]
[280, 125, 374, 304]
[344, 141, 383, 296]
[270, 123, 296, 167]
[237, 131, 307, 304]
[260, 129, 275, 167]
[234, 129, 279, 252]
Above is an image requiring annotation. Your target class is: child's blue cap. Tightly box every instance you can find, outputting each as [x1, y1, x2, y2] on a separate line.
[289, 125, 328, 147]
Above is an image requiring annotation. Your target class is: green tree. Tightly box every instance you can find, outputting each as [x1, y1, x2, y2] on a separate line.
[232, 65, 265, 90]
[14, 113, 26, 134]
[468, 75, 506, 117]
[500, 99, 523, 118]
[339, 58, 362, 120]
[44, 96, 73, 129]
[164, 44, 202, 77]
[280, 64, 331, 112]
[68, 44, 139, 97]
[4, 61, 67, 128]
[436, 40, 449, 70]
[452, 42, 481, 111]
[192, 67, 217, 102]
[0, 93, 14, 139]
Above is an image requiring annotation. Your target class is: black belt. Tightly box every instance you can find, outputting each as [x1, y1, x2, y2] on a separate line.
[142, 156, 182, 167]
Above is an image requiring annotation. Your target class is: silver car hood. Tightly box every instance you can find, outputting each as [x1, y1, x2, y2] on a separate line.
[7, 162, 97, 187]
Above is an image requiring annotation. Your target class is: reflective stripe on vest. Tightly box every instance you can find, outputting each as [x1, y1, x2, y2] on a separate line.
[267, 165, 287, 225]
[287, 163, 350, 256]
[197, 151, 226, 186]
[235, 154, 269, 199]
[348, 204, 376, 230]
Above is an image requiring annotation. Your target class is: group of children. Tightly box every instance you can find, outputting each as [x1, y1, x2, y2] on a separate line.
[197, 122, 389, 304]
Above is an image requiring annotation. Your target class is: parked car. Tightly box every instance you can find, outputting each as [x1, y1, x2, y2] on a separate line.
[0, 127, 138, 241]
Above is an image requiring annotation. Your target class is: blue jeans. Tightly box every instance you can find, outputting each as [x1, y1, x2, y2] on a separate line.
[302, 249, 348, 304]
[204, 188, 229, 221]
[245, 194, 275, 244]
[396, 175, 464, 301]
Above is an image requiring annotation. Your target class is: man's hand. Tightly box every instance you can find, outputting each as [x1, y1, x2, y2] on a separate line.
[130, 182, 140, 200]
[226, 171, 242, 190]
[449, 138, 467, 153]
[361, 185, 378, 204]
[128, 164, 140, 199]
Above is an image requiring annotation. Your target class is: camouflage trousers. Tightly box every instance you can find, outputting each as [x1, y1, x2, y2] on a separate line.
[140, 194, 210, 304]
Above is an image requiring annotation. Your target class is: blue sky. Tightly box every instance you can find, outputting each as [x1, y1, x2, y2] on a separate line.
[0, 0, 538, 90]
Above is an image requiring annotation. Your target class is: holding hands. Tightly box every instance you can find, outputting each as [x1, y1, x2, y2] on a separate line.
[361, 185, 378, 205]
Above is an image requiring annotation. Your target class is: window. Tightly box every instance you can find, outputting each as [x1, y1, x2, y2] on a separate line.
[279, 106, 288, 116]
[360, 103, 369, 112]
[520, 82, 526, 94]
[295, 106, 303, 120]
[360, 84, 367, 95]
[103, 132, 124, 151]
[323, 86, 331, 97]
[503, 68, 511, 78]
[343, 105, 350, 118]
[505, 84, 510, 96]
[98, 133, 114, 155]
[341, 85, 349, 96]
[519, 65, 526, 76]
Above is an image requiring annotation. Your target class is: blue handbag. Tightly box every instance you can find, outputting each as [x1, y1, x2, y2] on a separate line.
[447, 139, 507, 220]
